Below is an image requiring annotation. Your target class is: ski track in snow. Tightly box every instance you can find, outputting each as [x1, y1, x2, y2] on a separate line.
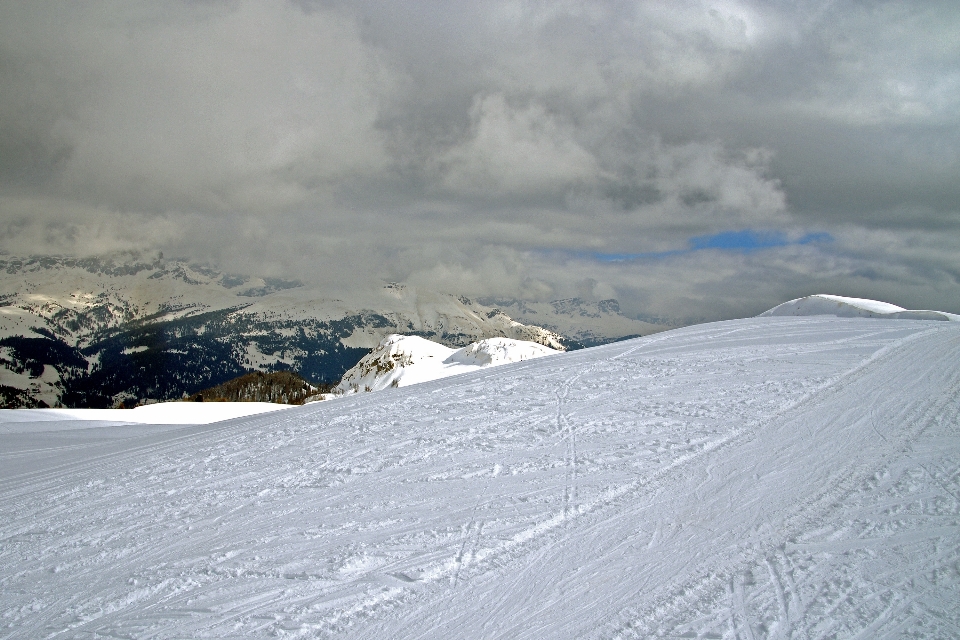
[1, 317, 959, 638]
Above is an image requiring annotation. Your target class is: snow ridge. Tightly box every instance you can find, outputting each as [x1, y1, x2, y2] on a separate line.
[329, 334, 559, 396]
[760, 293, 960, 321]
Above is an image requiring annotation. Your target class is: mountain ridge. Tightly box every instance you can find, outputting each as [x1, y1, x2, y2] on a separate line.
[0, 253, 660, 407]
[326, 334, 559, 398]
[760, 294, 960, 321]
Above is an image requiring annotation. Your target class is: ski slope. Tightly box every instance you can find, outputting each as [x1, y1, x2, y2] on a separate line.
[1, 316, 958, 638]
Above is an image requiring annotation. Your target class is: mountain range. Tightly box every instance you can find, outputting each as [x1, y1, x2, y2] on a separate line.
[0, 253, 662, 408]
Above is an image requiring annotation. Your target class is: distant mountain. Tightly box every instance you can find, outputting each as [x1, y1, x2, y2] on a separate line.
[475, 296, 666, 347]
[0, 253, 659, 408]
[323, 334, 558, 397]
[760, 294, 960, 321]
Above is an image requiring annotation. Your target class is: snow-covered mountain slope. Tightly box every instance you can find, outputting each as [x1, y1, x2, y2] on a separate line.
[0, 254, 561, 352]
[3, 316, 958, 638]
[331, 334, 558, 395]
[761, 293, 960, 321]
[0, 254, 577, 407]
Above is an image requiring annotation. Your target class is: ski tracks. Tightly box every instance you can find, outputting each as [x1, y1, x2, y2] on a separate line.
[607, 324, 960, 640]
[3, 319, 958, 639]
[554, 330, 681, 520]
[555, 367, 583, 519]
[286, 322, 960, 638]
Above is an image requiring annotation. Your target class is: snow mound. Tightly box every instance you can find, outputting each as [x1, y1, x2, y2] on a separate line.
[445, 336, 558, 366]
[0, 401, 291, 431]
[330, 334, 559, 396]
[760, 294, 959, 321]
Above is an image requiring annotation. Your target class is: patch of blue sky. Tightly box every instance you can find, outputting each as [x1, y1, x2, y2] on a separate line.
[586, 230, 833, 263]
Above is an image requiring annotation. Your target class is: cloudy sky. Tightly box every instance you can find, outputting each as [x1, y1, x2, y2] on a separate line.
[1, 1, 957, 320]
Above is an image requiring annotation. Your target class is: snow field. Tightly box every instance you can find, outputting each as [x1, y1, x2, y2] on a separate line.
[0, 402, 293, 433]
[761, 293, 960, 321]
[331, 334, 559, 395]
[1, 317, 958, 638]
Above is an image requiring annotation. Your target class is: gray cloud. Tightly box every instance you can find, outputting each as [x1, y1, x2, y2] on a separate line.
[1, 0, 958, 318]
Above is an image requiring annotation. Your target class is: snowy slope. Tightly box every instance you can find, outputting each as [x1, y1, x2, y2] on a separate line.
[761, 293, 960, 321]
[330, 335, 559, 395]
[0, 402, 292, 433]
[1, 316, 959, 638]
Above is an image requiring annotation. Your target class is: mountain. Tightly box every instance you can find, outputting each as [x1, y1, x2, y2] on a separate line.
[3, 314, 957, 637]
[0, 253, 658, 408]
[326, 334, 558, 396]
[760, 293, 960, 321]
[186, 371, 323, 405]
[476, 296, 667, 346]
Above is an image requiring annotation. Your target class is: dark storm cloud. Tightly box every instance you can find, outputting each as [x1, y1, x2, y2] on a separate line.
[1, 1, 958, 317]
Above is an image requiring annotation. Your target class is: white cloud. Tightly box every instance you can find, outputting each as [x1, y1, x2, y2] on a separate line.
[4, 2, 393, 214]
[1, 0, 958, 319]
[438, 94, 602, 196]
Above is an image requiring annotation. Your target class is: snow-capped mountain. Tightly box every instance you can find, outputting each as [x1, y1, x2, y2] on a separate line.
[476, 296, 666, 346]
[760, 293, 960, 321]
[3, 313, 957, 638]
[328, 334, 558, 396]
[0, 253, 657, 408]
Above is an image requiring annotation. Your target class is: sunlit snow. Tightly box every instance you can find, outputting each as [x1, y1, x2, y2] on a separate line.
[0, 402, 291, 433]
[330, 334, 559, 395]
[761, 293, 960, 321]
[1, 315, 958, 638]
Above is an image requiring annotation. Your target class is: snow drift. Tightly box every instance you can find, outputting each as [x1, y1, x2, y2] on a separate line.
[760, 293, 960, 320]
[328, 334, 559, 395]
[2, 316, 959, 638]
[0, 402, 291, 433]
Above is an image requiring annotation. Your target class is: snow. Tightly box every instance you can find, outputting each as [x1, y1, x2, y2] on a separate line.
[808, 293, 907, 313]
[121, 345, 150, 355]
[1, 316, 959, 638]
[330, 334, 559, 395]
[0, 402, 292, 433]
[760, 293, 960, 320]
[447, 336, 557, 366]
[0, 258, 568, 351]
[0, 261, 576, 404]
